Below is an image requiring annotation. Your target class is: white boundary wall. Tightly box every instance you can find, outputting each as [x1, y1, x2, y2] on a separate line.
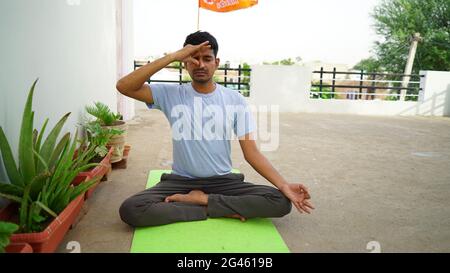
[0, 0, 125, 182]
[249, 65, 450, 117]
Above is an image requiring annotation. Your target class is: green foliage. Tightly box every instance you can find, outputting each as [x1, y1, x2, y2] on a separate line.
[239, 63, 251, 97]
[264, 58, 297, 66]
[241, 62, 251, 84]
[370, 0, 450, 73]
[353, 57, 381, 72]
[85, 121, 124, 158]
[85, 102, 122, 126]
[168, 61, 182, 69]
[240, 89, 250, 97]
[405, 86, 421, 101]
[310, 81, 333, 99]
[0, 221, 19, 253]
[0, 79, 98, 233]
[385, 94, 400, 101]
[182, 74, 192, 82]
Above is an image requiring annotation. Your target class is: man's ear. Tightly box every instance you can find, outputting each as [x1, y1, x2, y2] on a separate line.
[215, 57, 220, 68]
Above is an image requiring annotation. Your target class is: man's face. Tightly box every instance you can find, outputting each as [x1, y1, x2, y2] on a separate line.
[184, 47, 219, 84]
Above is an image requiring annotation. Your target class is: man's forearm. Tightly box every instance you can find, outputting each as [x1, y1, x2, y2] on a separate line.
[116, 54, 176, 92]
[245, 151, 288, 190]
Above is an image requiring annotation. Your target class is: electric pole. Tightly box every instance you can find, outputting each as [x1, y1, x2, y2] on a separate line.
[400, 32, 422, 101]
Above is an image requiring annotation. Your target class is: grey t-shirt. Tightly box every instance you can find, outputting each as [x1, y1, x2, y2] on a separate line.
[146, 83, 255, 178]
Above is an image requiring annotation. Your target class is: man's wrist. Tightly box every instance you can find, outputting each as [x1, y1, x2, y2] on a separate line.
[278, 182, 289, 192]
[164, 52, 177, 63]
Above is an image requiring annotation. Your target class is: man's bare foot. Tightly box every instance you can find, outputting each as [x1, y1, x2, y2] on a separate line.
[225, 214, 246, 222]
[165, 190, 208, 206]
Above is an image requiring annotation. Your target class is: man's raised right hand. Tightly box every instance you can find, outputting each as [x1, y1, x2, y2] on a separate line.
[170, 41, 211, 66]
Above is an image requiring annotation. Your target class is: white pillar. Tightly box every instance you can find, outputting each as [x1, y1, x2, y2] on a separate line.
[116, 0, 135, 121]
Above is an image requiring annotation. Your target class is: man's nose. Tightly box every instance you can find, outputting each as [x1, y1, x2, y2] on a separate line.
[197, 59, 205, 68]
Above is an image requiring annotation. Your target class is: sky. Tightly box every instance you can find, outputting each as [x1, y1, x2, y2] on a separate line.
[134, 0, 380, 66]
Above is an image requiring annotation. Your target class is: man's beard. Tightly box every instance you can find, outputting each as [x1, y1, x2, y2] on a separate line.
[192, 73, 212, 84]
[192, 77, 212, 84]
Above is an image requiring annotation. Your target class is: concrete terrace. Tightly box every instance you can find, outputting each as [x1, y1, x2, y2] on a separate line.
[58, 109, 450, 253]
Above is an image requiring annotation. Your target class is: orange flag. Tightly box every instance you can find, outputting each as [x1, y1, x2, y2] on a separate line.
[199, 0, 258, 13]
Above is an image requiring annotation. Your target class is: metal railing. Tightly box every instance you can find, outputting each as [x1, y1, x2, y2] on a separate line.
[134, 60, 252, 96]
[310, 67, 424, 101]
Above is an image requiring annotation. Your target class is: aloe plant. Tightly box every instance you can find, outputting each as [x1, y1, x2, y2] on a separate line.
[0, 221, 19, 253]
[0, 79, 99, 233]
[85, 102, 122, 126]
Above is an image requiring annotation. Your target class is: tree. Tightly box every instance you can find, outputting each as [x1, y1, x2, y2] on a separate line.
[263, 58, 301, 65]
[353, 57, 381, 72]
[370, 0, 449, 73]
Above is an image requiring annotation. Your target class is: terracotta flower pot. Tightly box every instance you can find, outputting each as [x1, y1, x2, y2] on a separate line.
[123, 144, 131, 158]
[5, 242, 33, 253]
[0, 194, 84, 253]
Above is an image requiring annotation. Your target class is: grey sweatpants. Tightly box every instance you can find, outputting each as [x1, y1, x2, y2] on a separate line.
[119, 172, 292, 227]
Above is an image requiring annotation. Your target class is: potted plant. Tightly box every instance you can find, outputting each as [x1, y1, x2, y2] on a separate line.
[85, 102, 128, 163]
[0, 221, 33, 253]
[0, 221, 32, 253]
[0, 221, 18, 253]
[0, 79, 98, 252]
[0, 221, 31, 253]
[71, 121, 122, 199]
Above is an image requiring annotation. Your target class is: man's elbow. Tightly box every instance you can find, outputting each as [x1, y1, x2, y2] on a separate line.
[244, 156, 254, 166]
[116, 79, 127, 94]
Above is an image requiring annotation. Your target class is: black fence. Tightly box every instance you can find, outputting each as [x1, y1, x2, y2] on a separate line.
[134, 61, 251, 96]
[311, 67, 424, 101]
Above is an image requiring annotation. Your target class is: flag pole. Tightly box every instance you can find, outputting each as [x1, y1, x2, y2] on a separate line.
[197, 2, 200, 30]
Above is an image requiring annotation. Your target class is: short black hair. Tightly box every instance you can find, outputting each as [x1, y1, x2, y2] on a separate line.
[183, 31, 219, 57]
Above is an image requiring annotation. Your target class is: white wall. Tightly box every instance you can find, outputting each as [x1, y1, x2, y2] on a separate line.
[0, 97, 5, 183]
[249, 65, 450, 117]
[248, 65, 312, 112]
[417, 71, 450, 116]
[0, 0, 119, 169]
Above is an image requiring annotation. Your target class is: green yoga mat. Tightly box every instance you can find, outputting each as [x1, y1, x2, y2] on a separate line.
[130, 169, 290, 253]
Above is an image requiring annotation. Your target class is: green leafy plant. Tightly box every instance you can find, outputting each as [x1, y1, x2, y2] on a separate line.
[240, 89, 250, 97]
[310, 81, 333, 99]
[85, 121, 124, 158]
[0, 221, 19, 253]
[182, 74, 192, 82]
[85, 102, 122, 126]
[0, 79, 98, 233]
